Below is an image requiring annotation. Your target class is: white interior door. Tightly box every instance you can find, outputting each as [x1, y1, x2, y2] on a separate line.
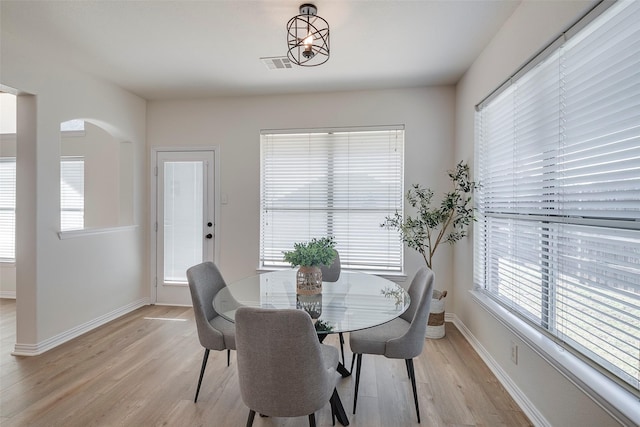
[155, 150, 215, 305]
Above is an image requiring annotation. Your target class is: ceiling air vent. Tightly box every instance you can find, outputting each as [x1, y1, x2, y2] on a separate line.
[261, 57, 293, 70]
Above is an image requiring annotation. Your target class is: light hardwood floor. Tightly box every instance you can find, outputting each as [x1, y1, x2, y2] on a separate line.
[0, 299, 531, 426]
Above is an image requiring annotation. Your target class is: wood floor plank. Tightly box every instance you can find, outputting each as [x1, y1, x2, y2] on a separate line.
[0, 300, 532, 426]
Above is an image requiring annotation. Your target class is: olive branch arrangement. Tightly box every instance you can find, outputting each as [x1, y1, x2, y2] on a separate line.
[382, 161, 478, 269]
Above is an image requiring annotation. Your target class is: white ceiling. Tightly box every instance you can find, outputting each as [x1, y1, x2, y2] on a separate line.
[1, 0, 521, 100]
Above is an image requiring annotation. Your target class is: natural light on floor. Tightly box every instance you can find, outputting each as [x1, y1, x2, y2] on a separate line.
[143, 317, 187, 322]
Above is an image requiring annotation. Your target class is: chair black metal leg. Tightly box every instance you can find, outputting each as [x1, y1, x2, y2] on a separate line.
[339, 332, 345, 365]
[330, 394, 336, 426]
[227, 349, 231, 367]
[353, 353, 363, 415]
[405, 358, 411, 378]
[330, 387, 349, 426]
[308, 413, 316, 427]
[406, 358, 421, 423]
[194, 348, 210, 402]
[246, 409, 256, 427]
[318, 332, 351, 377]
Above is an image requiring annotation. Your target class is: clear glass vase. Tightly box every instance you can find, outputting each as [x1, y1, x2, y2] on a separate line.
[296, 266, 322, 295]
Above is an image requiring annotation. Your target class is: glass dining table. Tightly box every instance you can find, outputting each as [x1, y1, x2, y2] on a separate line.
[214, 269, 410, 336]
[213, 269, 410, 426]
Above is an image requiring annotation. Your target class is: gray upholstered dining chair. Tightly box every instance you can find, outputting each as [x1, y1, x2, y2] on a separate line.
[320, 251, 347, 365]
[186, 261, 236, 403]
[320, 250, 341, 282]
[235, 306, 344, 427]
[349, 266, 434, 423]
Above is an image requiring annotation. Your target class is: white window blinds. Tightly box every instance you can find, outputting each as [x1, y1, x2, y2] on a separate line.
[260, 127, 404, 272]
[475, 0, 640, 392]
[0, 156, 85, 259]
[60, 157, 84, 231]
[0, 158, 16, 260]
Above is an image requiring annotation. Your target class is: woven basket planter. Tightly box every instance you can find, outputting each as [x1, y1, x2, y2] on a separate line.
[426, 289, 447, 339]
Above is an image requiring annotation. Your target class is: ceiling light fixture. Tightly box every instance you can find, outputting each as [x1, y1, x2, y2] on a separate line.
[286, 3, 330, 67]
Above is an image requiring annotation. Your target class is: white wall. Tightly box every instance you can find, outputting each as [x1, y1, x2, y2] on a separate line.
[1, 122, 132, 297]
[148, 87, 456, 286]
[1, 33, 147, 351]
[454, 1, 623, 426]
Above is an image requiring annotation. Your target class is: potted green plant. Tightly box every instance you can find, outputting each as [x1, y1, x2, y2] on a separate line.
[283, 237, 337, 295]
[382, 161, 478, 338]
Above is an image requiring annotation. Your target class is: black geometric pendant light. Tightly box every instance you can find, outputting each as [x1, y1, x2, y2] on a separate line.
[286, 3, 330, 67]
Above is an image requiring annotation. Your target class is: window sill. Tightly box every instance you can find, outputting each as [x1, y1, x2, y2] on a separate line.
[470, 289, 639, 427]
[58, 225, 138, 240]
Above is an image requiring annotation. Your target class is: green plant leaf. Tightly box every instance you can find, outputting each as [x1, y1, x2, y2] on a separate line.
[283, 237, 337, 267]
[381, 161, 479, 269]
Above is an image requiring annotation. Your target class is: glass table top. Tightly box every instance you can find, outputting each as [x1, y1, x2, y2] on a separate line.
[213, 269, 410, 334]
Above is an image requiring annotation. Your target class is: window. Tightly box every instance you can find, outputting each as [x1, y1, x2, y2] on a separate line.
[260, 127, 404, 272]
[0, 93, 16, 260]
[0, 93, 17, 135]
[60, 157, 84, 231]
[0, 158, 16, 260]
[60, 119, 85, 133]
[475, 0, 640, 393]
[0, 156, 86, 259]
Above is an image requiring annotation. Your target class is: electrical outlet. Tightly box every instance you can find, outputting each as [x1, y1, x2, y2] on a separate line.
[511, 341, 518, 365]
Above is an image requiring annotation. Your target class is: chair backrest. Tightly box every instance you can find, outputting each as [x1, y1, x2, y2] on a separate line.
[386, 266, 434, 359]
[320, 251, 341, 282]
[235, 307, 335, 418]
[186, 261, 227, 349]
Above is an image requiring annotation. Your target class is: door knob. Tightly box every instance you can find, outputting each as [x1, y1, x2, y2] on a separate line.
[205, 233, 213, 239]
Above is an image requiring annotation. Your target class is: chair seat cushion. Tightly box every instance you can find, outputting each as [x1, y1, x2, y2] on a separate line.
[210, 315, 236, 349]
[349, 317, 411, 356]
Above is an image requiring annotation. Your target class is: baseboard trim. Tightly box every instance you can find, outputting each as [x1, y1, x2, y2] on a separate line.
[12, 297, 150, 356]
[450, 314, 550, 427]
[0, 291, 16, 299]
